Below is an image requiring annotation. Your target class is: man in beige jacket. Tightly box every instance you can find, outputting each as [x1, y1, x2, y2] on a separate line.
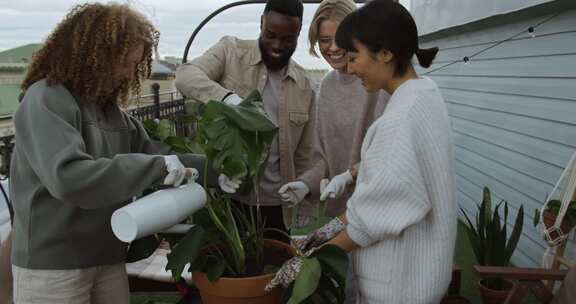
[175, 0, 315, 239]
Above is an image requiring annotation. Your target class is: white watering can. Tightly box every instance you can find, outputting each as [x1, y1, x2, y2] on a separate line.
[111, 168, 206, 242]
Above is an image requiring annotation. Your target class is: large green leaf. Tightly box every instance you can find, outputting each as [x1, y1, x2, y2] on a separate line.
[126, 235, 160, 263]
[491, 202, 504, 266]
[504, 205, 524, 264]
[199, 90, 278, 187]
[166, 225, 206, 281]
[281, 283, 295, 304]
[287, 258, 322, 304]
[315, 272, 344, 303]
[206, 257, 227, 282]
[460, 208, 482, 264]
[156, 119, 173, 140]
[312, 245, 348, 282]
[189, 255, 209, 272]
[164, 136, 192, 153]
[204, 92, 276, 132]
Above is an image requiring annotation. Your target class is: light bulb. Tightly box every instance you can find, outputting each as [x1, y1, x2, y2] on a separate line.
[528, 26, 536, 38]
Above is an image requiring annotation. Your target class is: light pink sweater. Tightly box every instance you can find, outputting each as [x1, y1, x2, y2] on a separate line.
[298, 70, 388, 217]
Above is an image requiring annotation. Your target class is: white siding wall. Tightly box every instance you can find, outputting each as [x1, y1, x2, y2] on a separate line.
[416, 8, 576, 267]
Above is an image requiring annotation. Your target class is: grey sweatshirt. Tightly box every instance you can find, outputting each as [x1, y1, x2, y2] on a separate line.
[10, 80, 212, 269]
[298, 70, 388, 217]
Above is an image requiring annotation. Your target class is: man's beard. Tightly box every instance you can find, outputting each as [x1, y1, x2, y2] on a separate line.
[258, 38, 295, 71]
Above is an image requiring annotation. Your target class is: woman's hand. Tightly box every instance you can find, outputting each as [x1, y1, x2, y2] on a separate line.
[320, 170, 354, 201]
[278, 181, 310, 206]
[218, 174, 242, 193]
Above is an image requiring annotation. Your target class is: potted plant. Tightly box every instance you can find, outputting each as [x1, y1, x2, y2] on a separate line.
[460, 186, 524, 304]
[138, 90, 348, 304]
[533, 199, 576, 239]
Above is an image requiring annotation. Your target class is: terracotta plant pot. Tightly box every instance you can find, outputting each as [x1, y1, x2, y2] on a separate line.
[192, 239, 295, 304]
[543, 210, 576, 237]
[478, 279, 513, 304]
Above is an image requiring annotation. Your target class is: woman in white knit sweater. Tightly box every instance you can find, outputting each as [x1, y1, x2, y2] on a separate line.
[267, 1, 457, 303]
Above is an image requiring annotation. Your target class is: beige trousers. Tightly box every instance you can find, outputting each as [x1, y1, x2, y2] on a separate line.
[12, 263, 129, 304]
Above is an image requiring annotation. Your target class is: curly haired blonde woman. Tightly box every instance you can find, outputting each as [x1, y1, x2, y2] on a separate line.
[9, 4, 233, 303]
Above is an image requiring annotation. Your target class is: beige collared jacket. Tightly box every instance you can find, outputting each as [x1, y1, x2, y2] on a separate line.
[175, 36, 316, 185]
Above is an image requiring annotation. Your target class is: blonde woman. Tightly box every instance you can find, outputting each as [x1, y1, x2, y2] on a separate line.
[278, 0, 388, 222]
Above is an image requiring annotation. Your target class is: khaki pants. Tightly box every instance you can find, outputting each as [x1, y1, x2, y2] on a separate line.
[12, 264, 129, 304]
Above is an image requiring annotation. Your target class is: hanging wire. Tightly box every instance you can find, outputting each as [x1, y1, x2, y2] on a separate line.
[423, 12, 562, 75]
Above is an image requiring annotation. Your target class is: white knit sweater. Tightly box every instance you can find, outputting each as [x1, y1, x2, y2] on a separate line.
[346, 77, 457, 304]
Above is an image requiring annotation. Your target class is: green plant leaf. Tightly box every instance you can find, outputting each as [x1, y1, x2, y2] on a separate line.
[281, 283, 295, 304]
[126, 235, 160, 263]
[189, 255, 209, 272]
[143, 119, 159, 139]
[460, 208, 482, 264]
[315, 274, 342, 303]
[311, 244, 348, 282]
[156, 119, 173, 141]
[164, 136, 192, 153]
[287, 258, 322, 304]
[166, 225, 206, 281]
[504, 205, 524, 264]
[199, 91, 277, 191]
[206, 257, 227, 282]
[533, 209, 541, 227]
[223, 156, 249, 180]
[204, 94, 277, 132]
[491, 202, 503, 266]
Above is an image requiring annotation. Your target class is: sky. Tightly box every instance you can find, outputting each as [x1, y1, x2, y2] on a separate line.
[0, 0, 411, 69]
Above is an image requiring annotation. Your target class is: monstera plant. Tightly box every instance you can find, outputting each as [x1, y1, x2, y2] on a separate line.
[137, 90, 348, 304]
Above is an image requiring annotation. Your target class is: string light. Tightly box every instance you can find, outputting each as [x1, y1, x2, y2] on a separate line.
[424, 12, 561, 75]
[528, 26, 536, 38]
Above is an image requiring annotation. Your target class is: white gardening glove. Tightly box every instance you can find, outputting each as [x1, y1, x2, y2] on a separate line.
[218, 174, 242, 193]
[278, 181, 309, 206]
[293, 217, 346, 253]
[163, 155, 186, 187]
[320, 170, 354, 201]
[222, 93, 243, 106]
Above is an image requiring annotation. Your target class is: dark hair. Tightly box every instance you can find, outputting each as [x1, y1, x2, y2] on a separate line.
[264, 0, 304, 21]
[335, 0, 438, 76]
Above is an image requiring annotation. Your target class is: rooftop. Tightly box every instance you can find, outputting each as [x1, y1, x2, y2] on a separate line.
[0, 44, 41, 64]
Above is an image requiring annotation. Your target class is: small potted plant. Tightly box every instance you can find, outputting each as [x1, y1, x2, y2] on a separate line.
[138, 90, 348, 304]
[460, 186, 524, 304]
[533, 199, 576, 239]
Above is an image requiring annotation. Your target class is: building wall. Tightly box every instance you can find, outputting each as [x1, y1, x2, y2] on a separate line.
[416, 7, 576, 267]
